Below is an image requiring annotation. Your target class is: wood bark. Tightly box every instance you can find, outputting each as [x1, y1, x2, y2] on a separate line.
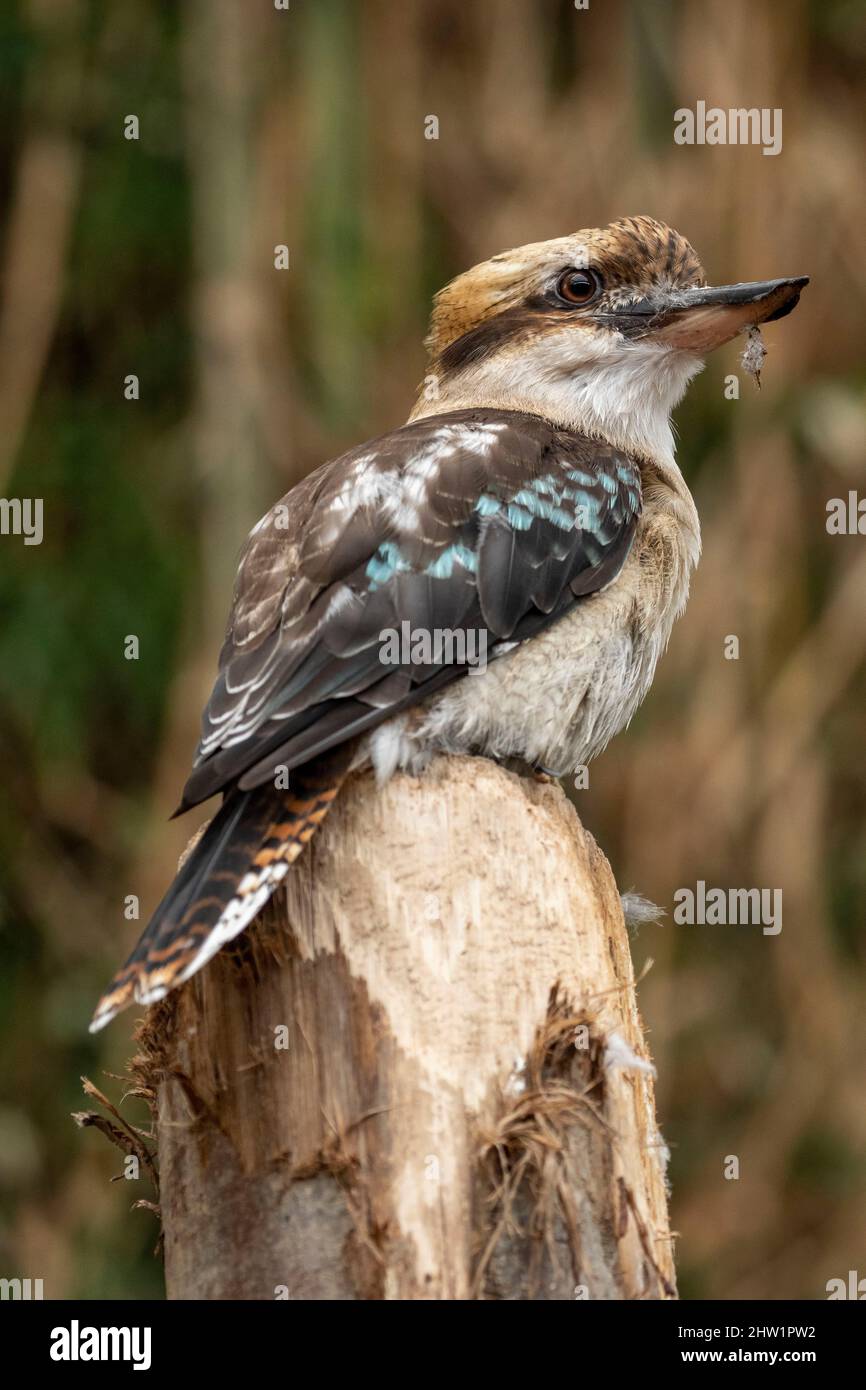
[142, 755, 676, 1300]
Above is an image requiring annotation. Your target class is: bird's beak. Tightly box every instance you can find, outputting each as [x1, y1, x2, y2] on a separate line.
[634, 276, 809, 352]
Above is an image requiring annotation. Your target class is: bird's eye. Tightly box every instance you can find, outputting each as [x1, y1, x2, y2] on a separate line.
[556, 268, 600, 306]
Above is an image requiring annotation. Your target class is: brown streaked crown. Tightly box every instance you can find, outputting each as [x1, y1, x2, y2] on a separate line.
[426, 216, 706, 371]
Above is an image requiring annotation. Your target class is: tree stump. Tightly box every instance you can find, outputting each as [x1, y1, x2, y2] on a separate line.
[140, 755, 676, 1300]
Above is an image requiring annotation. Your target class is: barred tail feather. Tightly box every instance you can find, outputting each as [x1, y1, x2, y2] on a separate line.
[90, 750, 351, 1031]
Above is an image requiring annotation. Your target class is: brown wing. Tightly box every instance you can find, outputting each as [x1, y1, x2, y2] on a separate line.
[179, 408, 642, 809]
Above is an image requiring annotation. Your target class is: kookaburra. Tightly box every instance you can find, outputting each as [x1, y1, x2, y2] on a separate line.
[92, 215, 807, 1030]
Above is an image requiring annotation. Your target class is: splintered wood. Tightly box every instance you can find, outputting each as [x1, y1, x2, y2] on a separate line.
[147, 755, 677, 1300]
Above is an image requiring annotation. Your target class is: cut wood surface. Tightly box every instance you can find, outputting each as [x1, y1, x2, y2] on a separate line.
[141, 755, 676, 1300]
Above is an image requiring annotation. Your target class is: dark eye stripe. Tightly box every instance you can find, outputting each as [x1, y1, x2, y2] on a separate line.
[436, 304, 545, 375]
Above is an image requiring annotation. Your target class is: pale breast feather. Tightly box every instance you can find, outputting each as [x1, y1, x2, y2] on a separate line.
[179, 409, 641, 809]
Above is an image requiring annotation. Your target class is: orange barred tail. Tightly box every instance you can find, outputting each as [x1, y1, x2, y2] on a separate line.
[90, 748, 352, 1032]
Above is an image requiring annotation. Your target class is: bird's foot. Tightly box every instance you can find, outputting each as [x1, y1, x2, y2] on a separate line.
[531, 761, 568, 783]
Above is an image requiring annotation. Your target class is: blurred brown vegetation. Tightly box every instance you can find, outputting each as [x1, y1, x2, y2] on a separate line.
[0, 0, 864, 1299]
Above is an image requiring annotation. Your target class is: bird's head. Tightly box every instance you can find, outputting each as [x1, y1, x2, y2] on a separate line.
[413, 216, 807, 467]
